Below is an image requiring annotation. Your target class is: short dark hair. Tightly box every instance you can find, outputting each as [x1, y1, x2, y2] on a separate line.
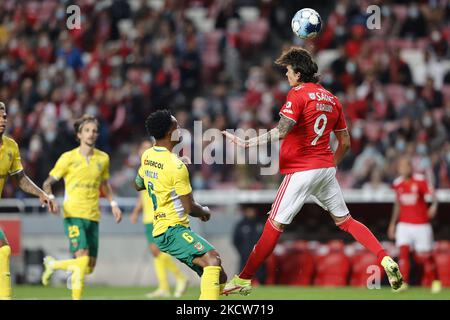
[145, 109, 173, 140]
[275, 47, 319, 83]
[74, 114, 99, 141]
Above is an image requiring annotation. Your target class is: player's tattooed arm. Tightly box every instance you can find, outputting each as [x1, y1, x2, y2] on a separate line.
[13, 171, 45, 198]
[13, 172, 58, 213]
[43, 176, 58, 196]
[275, 114, 297, 138]
[222, 114, 296, 148]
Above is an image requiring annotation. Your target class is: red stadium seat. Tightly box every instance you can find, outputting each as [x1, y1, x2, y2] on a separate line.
[435, 240, 450, 252]
[266, 241, 315, 286]
[314, 240, 350, 287]
[349, 250, 382, 287]
[265, 253, 277, 285]
[276, 251, 315, 286]
[434, 241, 450, 287]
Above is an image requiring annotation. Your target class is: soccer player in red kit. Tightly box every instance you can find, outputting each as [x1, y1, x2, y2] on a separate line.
[388, 157, 441, 293]
[222, 47, 403, 295]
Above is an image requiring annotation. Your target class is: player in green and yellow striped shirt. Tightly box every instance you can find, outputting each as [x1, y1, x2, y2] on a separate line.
[135, 110, 227, 300]
[41, 114, 122, 300]
[130, 140, 189, 298]
[0, 101, 57, 300]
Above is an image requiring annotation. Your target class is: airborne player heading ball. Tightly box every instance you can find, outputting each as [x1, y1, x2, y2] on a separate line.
[135, 110, 228, 300]
[222, 47, 404, 295]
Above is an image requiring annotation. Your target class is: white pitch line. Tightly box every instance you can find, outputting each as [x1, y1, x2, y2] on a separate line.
[17, 295, 179, 300]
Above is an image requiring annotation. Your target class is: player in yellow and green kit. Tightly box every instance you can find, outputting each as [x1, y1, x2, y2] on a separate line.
[41, 114, 122, 300]
[0, 101, 57, 300]
[130, 139, 189, 299]
[135, 110, 227, 300]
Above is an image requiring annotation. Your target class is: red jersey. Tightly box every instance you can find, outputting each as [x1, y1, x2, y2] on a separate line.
[279, 83, 347, 174]
[392, 174, 433, 224]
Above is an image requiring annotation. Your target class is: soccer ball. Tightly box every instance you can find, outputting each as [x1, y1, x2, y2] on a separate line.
[291, 8, 322, 39]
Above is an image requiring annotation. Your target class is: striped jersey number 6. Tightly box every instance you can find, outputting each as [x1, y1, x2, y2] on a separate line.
[311, 114, 327, 146]
[182, 232, 194, 243]
[147, 181, 158, 210]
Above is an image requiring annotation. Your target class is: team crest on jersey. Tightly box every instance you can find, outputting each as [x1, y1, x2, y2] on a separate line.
[71, 239, 78, 248]
[72, 161, 81, 168]
[96, 162, 103, 172]
[283, 101, 293, 114]
[194, 242, 204, 251]
[309, 93, 316, 100]
[411, 183, 417, 192]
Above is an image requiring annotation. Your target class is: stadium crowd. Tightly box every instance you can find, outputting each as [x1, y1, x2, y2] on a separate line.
[0, 0, 449, 198]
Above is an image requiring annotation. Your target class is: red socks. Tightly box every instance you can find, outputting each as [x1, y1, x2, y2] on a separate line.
[240, 215, 387, 280]
[240, 219, 283, 280]
[399, 245, 411, 284]
[414, 252, 439, 285]
[337, 216, 387, 265]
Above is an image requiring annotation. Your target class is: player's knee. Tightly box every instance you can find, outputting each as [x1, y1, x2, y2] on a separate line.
[87, 259, 96, 274]
[335, 214, 352, 229]
[269, 219, 286, 231]
[150, 244, 160, 257]
[203, 251, 222, 267]
[79, 255, 90, 266]
[75, 249, 89, 258]
[220, 269, 228, 284]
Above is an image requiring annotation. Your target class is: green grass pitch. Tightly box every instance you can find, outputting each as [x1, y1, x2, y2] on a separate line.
[12, 285, 450, 300]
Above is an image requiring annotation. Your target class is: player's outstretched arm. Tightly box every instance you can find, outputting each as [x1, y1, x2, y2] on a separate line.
[101, 180, 122, 223]
[333, 129, 351, 166]
[43, 176, 57, 196]
[179, 193, 210, 222]
[13, 172, 58, 213]
[222, 114, 296, 148]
